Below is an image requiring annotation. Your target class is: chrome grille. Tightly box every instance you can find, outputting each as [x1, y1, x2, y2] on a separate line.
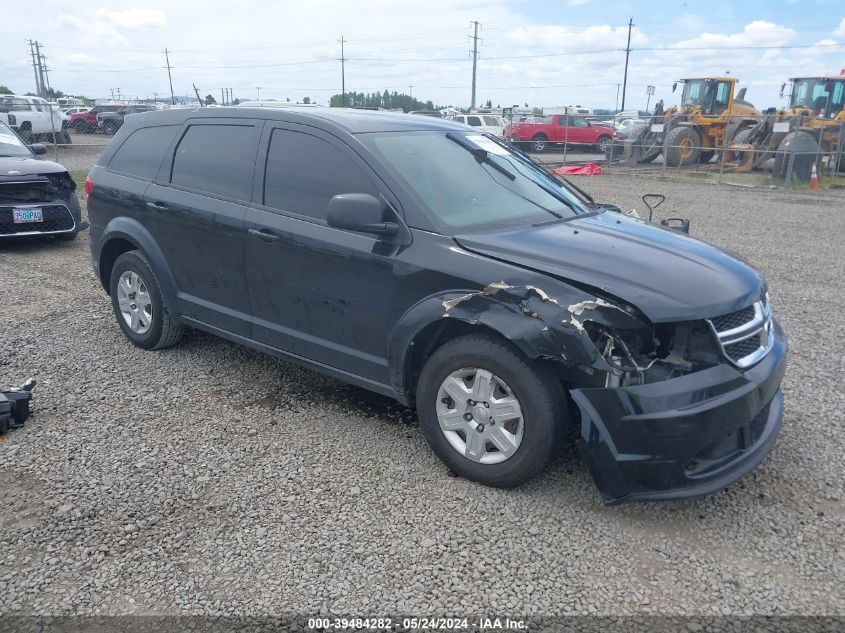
[711, 304, 756, 333]
[707, 294, 774, 369]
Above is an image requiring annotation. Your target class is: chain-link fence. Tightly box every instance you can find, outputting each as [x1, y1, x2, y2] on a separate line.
[515, 112, 845, 189]
[15, 104, 845, 192]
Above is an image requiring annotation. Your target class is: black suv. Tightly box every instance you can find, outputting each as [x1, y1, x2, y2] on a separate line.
[87, 108, 787, 504]
[0, 121, 86, 240]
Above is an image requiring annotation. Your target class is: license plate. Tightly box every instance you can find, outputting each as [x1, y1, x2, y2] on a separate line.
[13, 208, 43, 224]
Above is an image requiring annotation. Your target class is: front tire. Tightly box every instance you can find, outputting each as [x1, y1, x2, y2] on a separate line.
[416, 334, 567, 487]
[664, 126, 701, 167]
[109, 250, 184, 350]
[595, 135, 612, 154]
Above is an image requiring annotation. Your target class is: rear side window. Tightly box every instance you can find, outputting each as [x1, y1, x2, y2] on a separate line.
[171, 124, 259, 200]
[263, 129, 377, 221]
[483, 116, 500, 126]
[466, 116, 482, 127]
[108, 125, 179, 180]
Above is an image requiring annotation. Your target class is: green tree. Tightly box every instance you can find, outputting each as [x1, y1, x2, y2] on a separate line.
[302, 96, 311, 104]
[329, 90, 442, 113]
[204, 94, 216, 105]
[232, 98, 240, 105]
[0, 85, 13, 95]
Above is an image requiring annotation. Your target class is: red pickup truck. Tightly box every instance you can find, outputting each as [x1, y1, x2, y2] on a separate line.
[505, 115, 620, 153]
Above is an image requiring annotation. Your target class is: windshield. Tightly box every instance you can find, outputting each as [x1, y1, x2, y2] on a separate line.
[790, 79, 845, 116]
[360, 131, 590, 233]
[0, 124, 32, 157]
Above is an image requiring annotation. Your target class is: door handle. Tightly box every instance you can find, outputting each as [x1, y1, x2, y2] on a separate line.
[146, 201, 169, 212]
[248, 228, 280, 242]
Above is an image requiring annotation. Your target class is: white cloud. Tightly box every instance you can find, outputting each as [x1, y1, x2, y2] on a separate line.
[834, 17, 845, 38]
[2, 6, 844, 110]
[566, 0, 593, 5]
[101, 8, 168, 29]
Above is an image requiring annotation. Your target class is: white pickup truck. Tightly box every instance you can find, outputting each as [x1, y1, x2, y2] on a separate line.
[0, 95, 71, 144]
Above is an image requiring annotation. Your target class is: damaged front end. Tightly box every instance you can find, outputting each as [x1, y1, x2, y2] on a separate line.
[441, 281, 788, 504]
[569, 300, 787, 505]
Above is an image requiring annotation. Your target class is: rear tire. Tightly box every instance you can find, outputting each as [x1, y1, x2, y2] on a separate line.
[595, 135, 612, 154]
[531, 134, 548, 153]
[416, 334, 567, 487]
[109, 250, 184, 350]
[18, 126, 32, 144]
[664, 126, 701, 167]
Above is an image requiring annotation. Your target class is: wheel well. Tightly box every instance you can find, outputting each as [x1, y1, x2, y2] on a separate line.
[532, 133, 548, 140]
[98, 238, 137, 293]
[20, 121, 31, 131]
[405, 319, 531, 404]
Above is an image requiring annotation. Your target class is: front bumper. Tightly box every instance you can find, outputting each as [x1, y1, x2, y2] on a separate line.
[571, 320, 787, 505]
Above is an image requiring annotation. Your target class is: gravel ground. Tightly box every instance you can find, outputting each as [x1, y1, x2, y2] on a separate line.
[0, 165, 843, 622]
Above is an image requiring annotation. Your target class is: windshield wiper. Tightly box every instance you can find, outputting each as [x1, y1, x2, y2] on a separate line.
[446, 133, 516, 181]
[504, 139, 595, 204]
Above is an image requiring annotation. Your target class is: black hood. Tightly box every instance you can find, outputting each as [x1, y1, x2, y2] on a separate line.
[455, 211, 764, 323]
[0, 156, 67, 179]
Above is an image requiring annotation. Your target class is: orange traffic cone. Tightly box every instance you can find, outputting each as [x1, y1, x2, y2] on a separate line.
[810, 162, 819, 190]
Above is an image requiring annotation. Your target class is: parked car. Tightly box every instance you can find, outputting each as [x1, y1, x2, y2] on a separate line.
[0, 120, 86, 241]
[450, 114, 505, 137]
[63, 106, 89, 117]
[505, 115, 620, 153]
[68, 105, 122, 133]
[0, 95, 71, 144]
[87, 108, 786, 503]
[97, 105, 157, 134]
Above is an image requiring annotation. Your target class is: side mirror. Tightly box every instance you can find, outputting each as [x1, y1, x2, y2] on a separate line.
[29, 143, 47, 156]
[327, 193, 399, 237]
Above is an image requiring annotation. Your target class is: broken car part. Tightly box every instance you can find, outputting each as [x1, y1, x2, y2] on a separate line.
[0, 378, 36, 435]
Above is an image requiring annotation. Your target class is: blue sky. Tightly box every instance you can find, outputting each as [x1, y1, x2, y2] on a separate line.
[1, 0, 843, 110]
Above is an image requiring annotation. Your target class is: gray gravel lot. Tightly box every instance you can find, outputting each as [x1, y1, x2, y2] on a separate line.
[0, 153, 843, 620]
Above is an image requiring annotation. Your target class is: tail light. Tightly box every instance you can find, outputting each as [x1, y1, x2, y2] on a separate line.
[84, 175, 93, 198]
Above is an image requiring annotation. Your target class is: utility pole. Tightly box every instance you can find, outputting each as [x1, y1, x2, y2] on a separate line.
[620, 18, 633, 111]
[193, 83, 204, 106]
[28, 40, 42, 98]
[469, 21, 480, 110]
[221, 88, 225, 105]
[164, 48, 175, 106]
[256, 86, 262, 100]
[34, 41, 47, 99]
[41, 51, 52, 98]
[338, 36, 347, 107]
[615, 84, 621, 112]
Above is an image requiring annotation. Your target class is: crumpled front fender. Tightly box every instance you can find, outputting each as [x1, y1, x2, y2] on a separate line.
[571, 323, 788, 504]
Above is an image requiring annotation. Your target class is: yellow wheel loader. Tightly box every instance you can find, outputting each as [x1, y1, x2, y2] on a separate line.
[624, 77, 761, 167]
[727, 76, 845, 176]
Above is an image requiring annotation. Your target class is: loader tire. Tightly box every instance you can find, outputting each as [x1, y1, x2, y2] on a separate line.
[664, 127, 701, 167]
